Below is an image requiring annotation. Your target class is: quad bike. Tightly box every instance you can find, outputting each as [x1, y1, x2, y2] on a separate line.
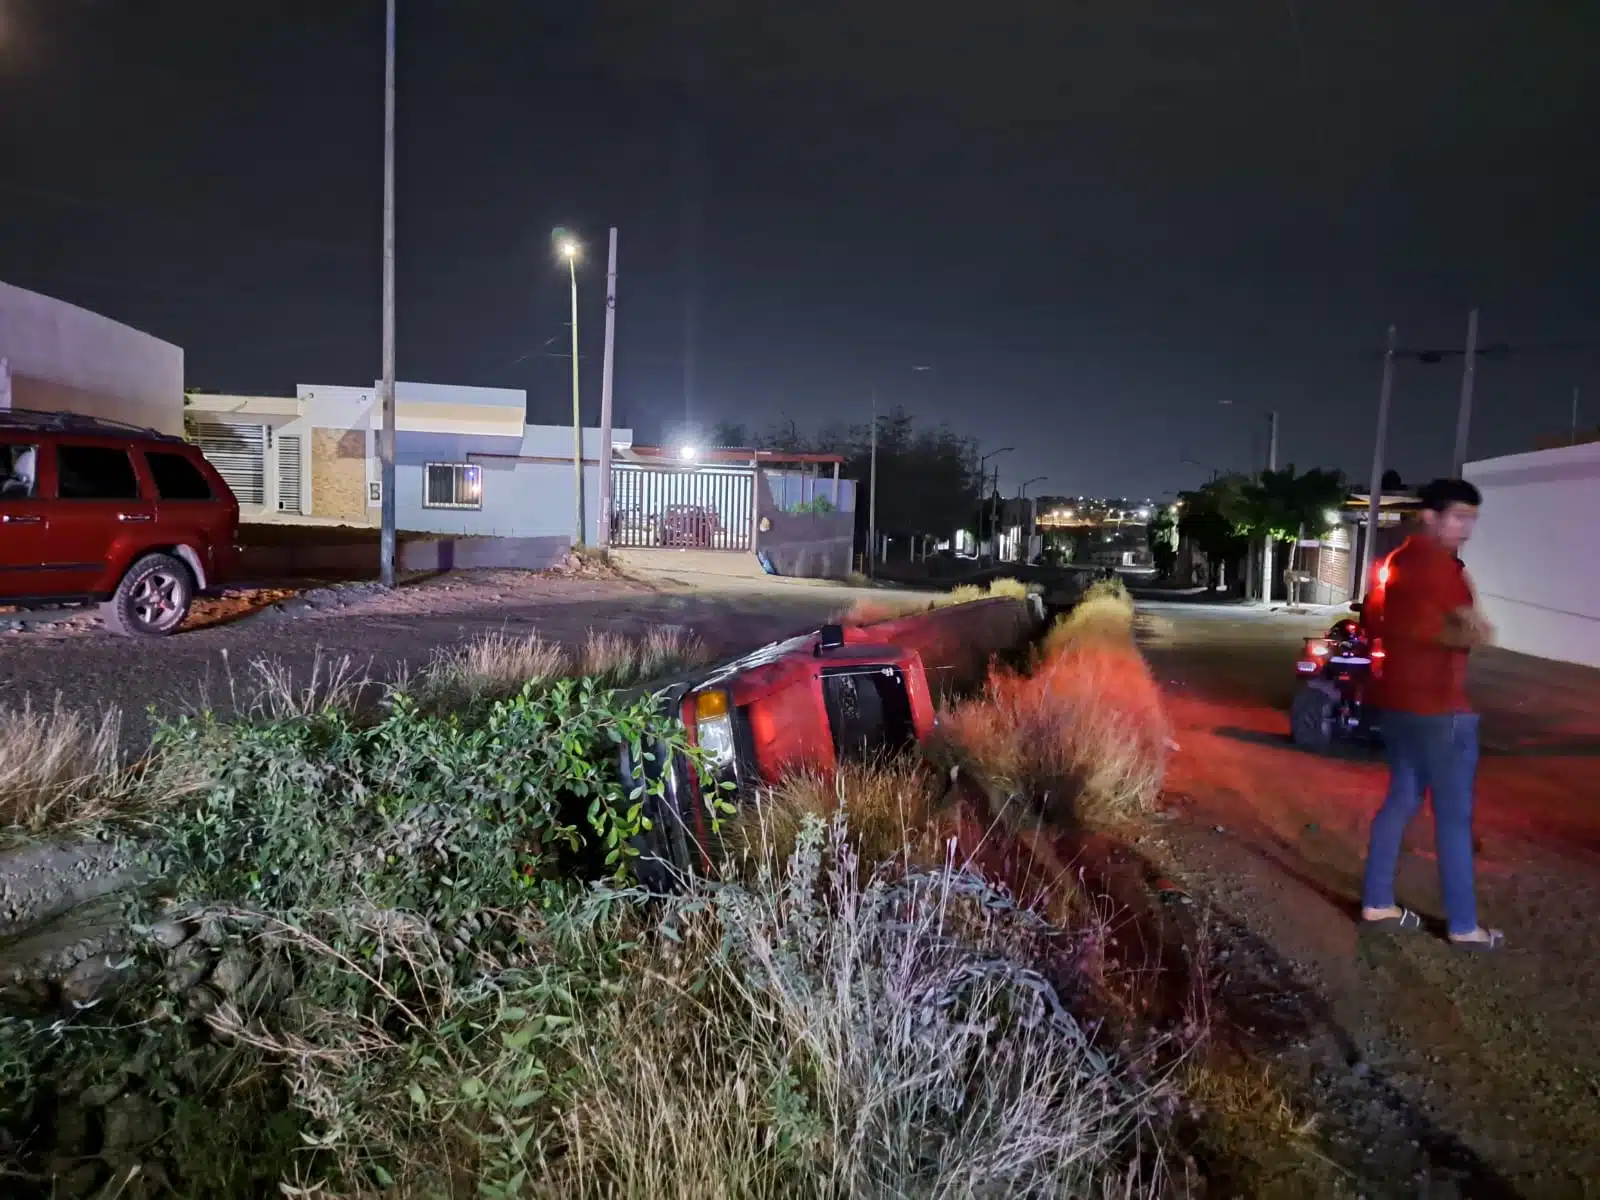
[1290, 613, 1384, 750]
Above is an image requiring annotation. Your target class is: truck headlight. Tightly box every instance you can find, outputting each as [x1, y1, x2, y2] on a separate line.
[693, 689, 736, 769]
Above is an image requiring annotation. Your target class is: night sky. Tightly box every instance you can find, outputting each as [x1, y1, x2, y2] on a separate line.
[2, 1, 1596, 497]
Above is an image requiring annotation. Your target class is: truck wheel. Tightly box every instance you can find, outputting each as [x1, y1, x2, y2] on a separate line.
[101, 553, 194, 637]
[1290, 684, 1338, 750]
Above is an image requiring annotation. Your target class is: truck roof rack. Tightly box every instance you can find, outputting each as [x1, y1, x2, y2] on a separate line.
[0, 407, 183, 443]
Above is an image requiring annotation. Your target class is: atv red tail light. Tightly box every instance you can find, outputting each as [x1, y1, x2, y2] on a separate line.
[1307, 640, 1330, 657]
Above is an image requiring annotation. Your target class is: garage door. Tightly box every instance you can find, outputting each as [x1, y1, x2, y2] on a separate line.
[189, 420, 266, 506]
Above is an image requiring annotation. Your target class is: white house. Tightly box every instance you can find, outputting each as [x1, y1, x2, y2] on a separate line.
[1463, 441, 1600, 669]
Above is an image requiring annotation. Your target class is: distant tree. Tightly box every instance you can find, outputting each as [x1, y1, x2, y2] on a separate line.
[763, 407, 982, 551]
[1178, 475, 1252, 590]
[1381, 468, 1405, 492]
[1148, 506, 1179, 578]
[1237, 466, 1349, 544]
[709, 421, 751, 448]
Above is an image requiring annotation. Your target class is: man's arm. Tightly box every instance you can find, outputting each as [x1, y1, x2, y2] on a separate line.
[1383, 559, 1489, 650]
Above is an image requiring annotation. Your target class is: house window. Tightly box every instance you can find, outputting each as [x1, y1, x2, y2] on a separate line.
[423, 462, 483, 510]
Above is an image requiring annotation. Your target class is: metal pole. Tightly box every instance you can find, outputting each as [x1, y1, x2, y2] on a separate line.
[1259, 409, 1278, 606]
[1451, 307, 1478, 475]
[569, 256, 584, 547]
[597, 227, 618, 549]
[867, 391, 878, 577]
[378, 0, 397, 588]
[1360, 326, 1398, 601]
[1572, 386, 1581, 446]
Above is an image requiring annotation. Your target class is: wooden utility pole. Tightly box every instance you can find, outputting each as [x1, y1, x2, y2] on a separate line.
[1360, 326, 1398, 601]
[867, 391, 878, 577]
[378, 0, 397, 587]
[1451, 307, 1479, 475]
[1258, 409, 1278, 606]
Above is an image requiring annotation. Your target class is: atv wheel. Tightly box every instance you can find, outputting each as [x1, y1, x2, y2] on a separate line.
[1290, 683, 1338, 750]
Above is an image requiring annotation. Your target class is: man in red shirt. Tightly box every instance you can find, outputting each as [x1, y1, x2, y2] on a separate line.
[1360, 478, 1501, 949]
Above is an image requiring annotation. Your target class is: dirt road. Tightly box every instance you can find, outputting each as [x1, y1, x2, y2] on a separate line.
[1143, 602, 1600, 1197]
[0, 567, 890, 745]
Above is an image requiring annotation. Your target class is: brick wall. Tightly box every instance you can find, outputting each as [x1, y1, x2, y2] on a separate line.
[311, 427, 374, 524]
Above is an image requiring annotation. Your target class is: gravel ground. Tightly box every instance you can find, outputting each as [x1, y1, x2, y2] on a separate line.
[1140, 603, 1600, 1197]
[0, 567, 895, 745]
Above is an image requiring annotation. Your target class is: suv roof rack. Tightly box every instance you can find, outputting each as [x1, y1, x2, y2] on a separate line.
[0, 407, 183, 443]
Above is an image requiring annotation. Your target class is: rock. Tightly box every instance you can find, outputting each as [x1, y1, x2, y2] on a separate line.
[143, 919, 191, 950]
[60, 953, 136, 1010]
[103, 1094, 164, 1155]
[208, 949, 254, 997]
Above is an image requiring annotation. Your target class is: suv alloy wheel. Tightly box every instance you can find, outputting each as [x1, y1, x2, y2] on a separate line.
[101, 552, 194, 637]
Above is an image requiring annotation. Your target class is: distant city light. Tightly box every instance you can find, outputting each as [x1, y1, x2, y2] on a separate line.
[1136, 507, 1151, 519]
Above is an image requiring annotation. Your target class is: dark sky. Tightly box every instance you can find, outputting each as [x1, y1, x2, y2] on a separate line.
[2, 1, 1596, 497]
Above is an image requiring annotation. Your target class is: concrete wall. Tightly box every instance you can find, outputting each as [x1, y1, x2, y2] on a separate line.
[238, 534, 570, 577]
[0, 280, 184, 435]
[1464, 443, 1600, 669]
[754, 467, 857, 578]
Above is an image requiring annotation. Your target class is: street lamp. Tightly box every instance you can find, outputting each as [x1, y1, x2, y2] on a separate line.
[1017, 476, 1047, 564]
[560, 238, 584, 546]
[977, 446, 1014, 557]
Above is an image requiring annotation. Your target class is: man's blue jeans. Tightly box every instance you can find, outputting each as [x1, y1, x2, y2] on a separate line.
[1361, 711, 1481, 936]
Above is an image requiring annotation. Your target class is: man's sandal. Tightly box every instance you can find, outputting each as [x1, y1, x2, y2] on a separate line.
[1448, 928, 1504, 952]
[1361, 908, 1424, 933]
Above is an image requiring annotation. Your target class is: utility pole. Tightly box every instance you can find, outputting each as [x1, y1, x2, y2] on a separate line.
[1451, 307, 1478, 476]
[1258, 410, 1278, 607]
[378, 0, 397, 588]
[597, 228, 618, 549]
[1572, 386, 1581, 446]
[1360, 326, 1398, 601]
[567, 247, 584, 546]
[867, 391, 878, 577]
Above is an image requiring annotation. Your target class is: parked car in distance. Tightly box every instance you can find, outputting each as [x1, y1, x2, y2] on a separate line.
[0, 409, 240, 636]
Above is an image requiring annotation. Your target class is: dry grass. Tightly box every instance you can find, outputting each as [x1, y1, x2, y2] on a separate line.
[723, 759, 952, 871]
[229, 650, 371, 720]
[939, 582, 1167, 826]
[0, 696, 129, 835]
[1043, 578, 1137, 655]
[418, 626, 709, 705]
[526, 816, 1169, 1198]
[581, 625, 709, 686]
[841, 577, 1037, 626]
[421, 631, 571, 704]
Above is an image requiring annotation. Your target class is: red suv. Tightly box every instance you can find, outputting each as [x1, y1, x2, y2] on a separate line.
[0, 410, 239, 636]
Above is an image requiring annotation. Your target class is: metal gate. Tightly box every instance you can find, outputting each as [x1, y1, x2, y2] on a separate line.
[189, 420, 266, 506]
[610, 464, 755, 551]
[277, 434, 303, 514]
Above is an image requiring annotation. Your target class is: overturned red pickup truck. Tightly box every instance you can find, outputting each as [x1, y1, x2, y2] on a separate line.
[621, 596, 1041, 884]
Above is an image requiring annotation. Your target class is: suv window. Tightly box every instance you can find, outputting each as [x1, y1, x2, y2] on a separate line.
[146, 451, 213, 501]
[0, 442, 39, 500]
[57, 444, 140, 501]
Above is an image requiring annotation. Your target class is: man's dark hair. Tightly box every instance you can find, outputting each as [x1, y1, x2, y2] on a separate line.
[1417, 478, 1481, 512]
